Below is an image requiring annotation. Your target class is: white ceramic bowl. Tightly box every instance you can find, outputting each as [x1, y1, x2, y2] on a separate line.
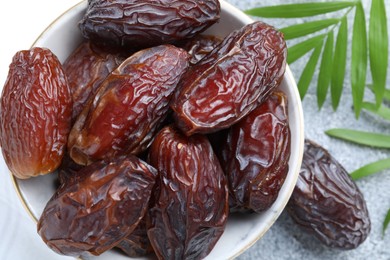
[11, 1, 304, 259]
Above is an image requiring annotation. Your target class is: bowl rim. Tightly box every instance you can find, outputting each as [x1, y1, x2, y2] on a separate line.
[9, 0, 305, 259]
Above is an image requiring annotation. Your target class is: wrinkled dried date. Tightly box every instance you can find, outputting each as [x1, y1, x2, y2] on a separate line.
[287, 140, 371, 249]
[219, 91, 291, 213]
[0, 47, 72, 179]
[147, 125, 228, 260]
[79, 0, 221, 49]
[116, 217, 153, 257]
[38, 155, 157, 257]
[63, 41, 124, 120]
[177, 35, 222, 65]
[68, 45, 189, 165]
[171, 21, 287, 135]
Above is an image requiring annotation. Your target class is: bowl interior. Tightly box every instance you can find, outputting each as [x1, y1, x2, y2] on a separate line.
[12, 1, 304, 259]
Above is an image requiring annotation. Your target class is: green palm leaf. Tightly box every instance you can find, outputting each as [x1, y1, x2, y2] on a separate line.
[317, 32, 334, 108]
[280, 19, 339, 40]
[298, 42, 324, 98]
[287, 34, 326, 64]
[384, 209, 390, 237]
[369, 0, 389, 106]
[351, 2, 368, 118]
[245, 1, 357, 18]
[362, 102, 390, 121]
[350, 158, 390, 180]
[326, 128, 390, 148]
[331, 16, 348, 110]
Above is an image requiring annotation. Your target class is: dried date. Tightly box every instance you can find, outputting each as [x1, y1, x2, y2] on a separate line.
[68, 45, 189, 165]
[147, 125, 228, 260]
[79, 0, 221, 49]
[177, 35, 222, 65]
[171, 21, 287, 135]
[63, 41, 124, 120]
[0, 47, 72, 179]
[37, 155, 157, 257]
[220, 91, 291, 213]
[116, 217, 153, 257]
[287, 140, 371, 249]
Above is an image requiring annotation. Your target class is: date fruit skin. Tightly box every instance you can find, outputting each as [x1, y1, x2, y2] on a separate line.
[0, 47, 72, 179]
[37, 155, 157, 257]
[287, 140, 371, 249]
[79, 0, 221, 49]
[147, 125, 229, 260]
[116, 217, 154, 257]
[63, 41, 124, 120]
[177, 35, 222, 65]
[220, 91, 291, 213]
[171, 21, 287, 135]
[68, 45, 189, 165]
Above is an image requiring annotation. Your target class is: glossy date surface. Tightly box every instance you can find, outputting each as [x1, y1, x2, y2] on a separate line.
[116, 217, 153, 257]
[287, 140, 371, 249]
[37, 155, 157, 257]
[0, 47, 72, 179]
[68, 45, 189, 165]
[147, 125, 229, 260]
[63, 41, 124, 120]
[171, 21, 287, 135]
[79, 0, 221, 49]
[177, 35, 222, 65]
[220, 91, 291, 213]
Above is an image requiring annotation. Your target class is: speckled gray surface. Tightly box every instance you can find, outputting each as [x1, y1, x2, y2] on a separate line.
[225, 0, 390, 259]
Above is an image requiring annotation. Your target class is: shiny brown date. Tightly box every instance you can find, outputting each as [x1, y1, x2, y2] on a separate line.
[0, 47, 72, 179]
[147, 125, 228, 260]
[116, 217, 153, 257]
[63, 41, 124, 120]
[37, 155, 157, 257]
[287, 140, 371, 249]
[220, 91, 291, 213]
[171, 21, 287, 135]
[79, 0, 221, 49]
[177, 35, 222, 65]
[68, 45, 189, 165]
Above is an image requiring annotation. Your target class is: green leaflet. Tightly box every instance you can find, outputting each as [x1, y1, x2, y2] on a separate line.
[351, 2, 368, 118]
[298, 42, 323, 99]
[245, 1, 357, 18]
[362, 102, 390, 121]
[384, 209, 390, 237]
[287, 34, 326, 64]
[369, 0, 389, 106]
[331, 16, 348, 110]
[325, 128, 390, 148]
[350, 158, 390, 180]
[317, 32, 334, 108]
[368, 84, 390, 101]
[280, 19, 339, 40]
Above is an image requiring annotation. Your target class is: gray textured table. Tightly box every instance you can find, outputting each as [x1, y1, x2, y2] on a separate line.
[227, 0, 390, 259]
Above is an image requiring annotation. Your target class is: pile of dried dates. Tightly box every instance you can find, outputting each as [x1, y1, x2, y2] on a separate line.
[0, 0, 370, 258]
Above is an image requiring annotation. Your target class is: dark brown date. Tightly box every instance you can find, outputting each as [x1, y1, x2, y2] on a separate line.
[79, 0, 221, 49]
[0, 47, 72, 179]
[147, 125, 228, 260]
[177, 35, 222, 65]
[68, 45, 189, 165]
[63, 41, 124, 120]
[287, 140, 371, 249]
[220, 91, 290, 213]
[171, 21, 287, 135]
[116, 217, 154, 257]
[37, 155, 157, 257]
